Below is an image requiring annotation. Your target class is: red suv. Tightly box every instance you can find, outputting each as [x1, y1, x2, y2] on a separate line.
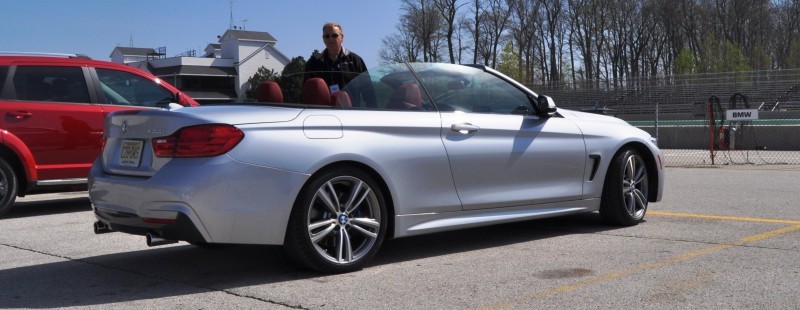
[0, 52, 198, 216]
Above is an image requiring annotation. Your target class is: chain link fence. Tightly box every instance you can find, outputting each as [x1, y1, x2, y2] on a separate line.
[530, 69, 800, 169]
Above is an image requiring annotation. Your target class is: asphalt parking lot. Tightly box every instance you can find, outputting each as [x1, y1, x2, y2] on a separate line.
[1, 167, 799, 309]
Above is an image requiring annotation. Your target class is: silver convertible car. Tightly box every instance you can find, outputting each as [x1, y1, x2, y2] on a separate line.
[89, 62, 664, 273]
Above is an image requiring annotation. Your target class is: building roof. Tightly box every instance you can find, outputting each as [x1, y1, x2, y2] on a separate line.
[148, 65, 238, 77]
[109, 47, 156, 57]
[184, 90, 237, 100]
[221, 29, 277, 42]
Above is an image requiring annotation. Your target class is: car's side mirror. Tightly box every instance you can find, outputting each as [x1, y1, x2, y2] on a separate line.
[536, 94, 557, 116]
[163, 92, 184, 110]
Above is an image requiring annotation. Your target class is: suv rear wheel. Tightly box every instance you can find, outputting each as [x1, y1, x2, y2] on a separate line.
[0, 158, 19, 216]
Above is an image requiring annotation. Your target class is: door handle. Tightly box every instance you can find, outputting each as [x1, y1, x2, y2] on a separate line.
[7, 111, 32, 120]
[451, 123, 480, 134]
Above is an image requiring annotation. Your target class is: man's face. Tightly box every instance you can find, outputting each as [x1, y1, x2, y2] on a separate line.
[323, 26, 343, 52]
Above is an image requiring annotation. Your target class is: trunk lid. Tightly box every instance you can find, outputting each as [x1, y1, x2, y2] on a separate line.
[99, 105, 302, 176]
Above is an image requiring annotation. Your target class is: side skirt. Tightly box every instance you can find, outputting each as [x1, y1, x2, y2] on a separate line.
[393, 198, 601, 238]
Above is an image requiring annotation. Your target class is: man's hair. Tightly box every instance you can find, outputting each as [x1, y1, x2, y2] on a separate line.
[323, 22, 343, 34]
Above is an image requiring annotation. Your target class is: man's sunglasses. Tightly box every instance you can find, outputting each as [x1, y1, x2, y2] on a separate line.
[323, 34, 341, 39]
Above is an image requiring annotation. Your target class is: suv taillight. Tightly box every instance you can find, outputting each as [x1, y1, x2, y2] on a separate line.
[153, 124, 244, 158]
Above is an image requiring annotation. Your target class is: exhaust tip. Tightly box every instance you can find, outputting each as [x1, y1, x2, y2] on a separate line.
[93, 221, 112, 234]
[146, 233, 178, 247]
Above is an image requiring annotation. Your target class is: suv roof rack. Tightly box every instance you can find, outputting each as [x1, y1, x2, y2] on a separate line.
[0, 51, 92, 59]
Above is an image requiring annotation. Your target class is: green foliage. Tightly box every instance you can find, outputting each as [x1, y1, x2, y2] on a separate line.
[245, 66, 279, 100]
[278, 56, 307, 103]
[716, 41, 752, 72]
[243, 57, 306, 102]
[785, 35, 800, 69]
[674, 48, 696, 75]
[749, 45, 772, 70]
[698, 34, 752, 73]
[496, 43, 523, 81]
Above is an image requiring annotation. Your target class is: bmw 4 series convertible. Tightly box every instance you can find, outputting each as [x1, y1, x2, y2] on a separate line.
[89, 62, 664, 273]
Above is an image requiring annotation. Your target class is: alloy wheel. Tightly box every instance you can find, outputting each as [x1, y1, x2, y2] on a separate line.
[307, 176, 382, 264]
[622, 153, 649, 219]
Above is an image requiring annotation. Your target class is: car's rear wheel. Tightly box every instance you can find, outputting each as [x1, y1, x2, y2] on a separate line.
[600, 148, 649, 226]
[285, 167, 387, 273]
[0, 158, 19, 217]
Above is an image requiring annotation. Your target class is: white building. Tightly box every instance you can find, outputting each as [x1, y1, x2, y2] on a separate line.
[109, 47, 162, 64]
[109, 29, 290, 103]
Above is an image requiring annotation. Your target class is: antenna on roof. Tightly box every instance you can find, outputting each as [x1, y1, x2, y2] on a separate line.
[229, 0, 234, 30]
[242, 19, 248, 30]
[129, 33, 133, 47]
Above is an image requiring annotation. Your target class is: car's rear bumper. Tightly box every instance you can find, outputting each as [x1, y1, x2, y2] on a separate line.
[89, 155, 310, 245]
[94, 207, 206, 243]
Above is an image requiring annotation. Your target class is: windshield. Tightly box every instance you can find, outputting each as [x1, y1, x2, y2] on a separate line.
[259, 62, 535, 114]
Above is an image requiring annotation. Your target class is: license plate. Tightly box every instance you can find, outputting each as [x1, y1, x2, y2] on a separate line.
[119, 140, 144, 167]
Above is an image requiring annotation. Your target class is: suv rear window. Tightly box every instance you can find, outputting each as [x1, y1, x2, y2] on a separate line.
[12, 66, 90, 103]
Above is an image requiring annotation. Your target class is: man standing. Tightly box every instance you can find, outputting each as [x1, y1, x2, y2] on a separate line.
[304, 22, 375, 107]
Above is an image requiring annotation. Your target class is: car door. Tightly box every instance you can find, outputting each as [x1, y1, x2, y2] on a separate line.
[429, 67, 587, 210]
[0, 64, 103, 180]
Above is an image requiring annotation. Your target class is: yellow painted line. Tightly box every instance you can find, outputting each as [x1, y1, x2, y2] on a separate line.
[648, 211, 800, 225]
[478, 224, 800, 310]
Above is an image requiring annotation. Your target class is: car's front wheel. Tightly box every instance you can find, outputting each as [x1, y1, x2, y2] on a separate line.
[599, 148, 650, 226]
[0, 158, 19, 217]
[284, 167, 387, 273]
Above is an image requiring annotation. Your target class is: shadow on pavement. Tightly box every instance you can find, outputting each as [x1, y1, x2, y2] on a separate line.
[0, 212, 624, 308]
[4, 197, 91, 219]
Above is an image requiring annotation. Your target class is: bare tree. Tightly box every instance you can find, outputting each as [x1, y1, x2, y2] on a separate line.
[627, 0, 658, 79]
[507, 0, 539, 83]
[467, 0, 484, 64]
[541, 0, 564, 86]
[378, 19, 422, 64]
[567, 0, 609, 87]
[774, 0, 800, 68]
[433, 0, 467, 63]
[402, 0, 443, 62]
[482, 0, 513, 67]
[380, 0, 798, 80]
[455, 14, 471, 63]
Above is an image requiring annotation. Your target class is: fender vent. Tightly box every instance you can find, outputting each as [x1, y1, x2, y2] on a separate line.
[589, 154, 601, 181]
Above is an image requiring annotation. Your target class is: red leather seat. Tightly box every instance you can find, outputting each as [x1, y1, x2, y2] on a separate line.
[387, 82, 422, 110]
[332, 91, 352, 107]
[302, 78, 332, 106]
[256, 81, 283, 103]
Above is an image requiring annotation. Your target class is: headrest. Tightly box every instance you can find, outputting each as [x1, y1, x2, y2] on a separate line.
[388, 82, 422, 109]
[256, 81, 283, 103]
[332, 91, 352, 107]
[302, 78, 332, 106]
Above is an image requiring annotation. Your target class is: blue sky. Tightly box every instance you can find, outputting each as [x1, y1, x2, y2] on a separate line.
[2, 0, 402, 67]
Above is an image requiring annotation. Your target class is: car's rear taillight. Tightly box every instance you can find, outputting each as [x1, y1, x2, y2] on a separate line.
[152, 124, 244, 158]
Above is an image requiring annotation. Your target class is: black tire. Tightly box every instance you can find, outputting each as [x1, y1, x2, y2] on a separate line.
[284, 167, 387, 273]
[599, 148, 650, 226]
[0, 158, 19, 217]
